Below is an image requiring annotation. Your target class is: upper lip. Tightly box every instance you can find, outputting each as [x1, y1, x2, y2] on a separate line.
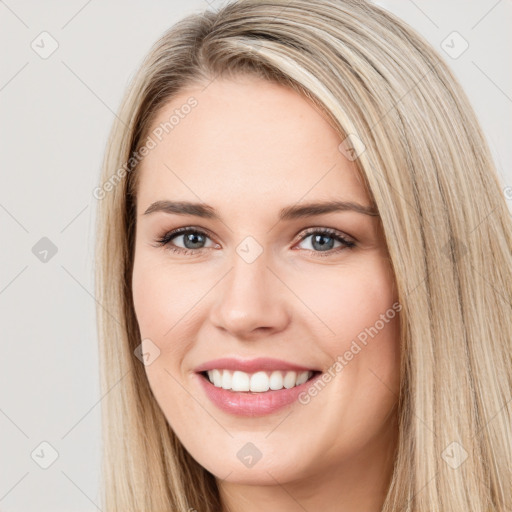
[194, 357, 320, 374]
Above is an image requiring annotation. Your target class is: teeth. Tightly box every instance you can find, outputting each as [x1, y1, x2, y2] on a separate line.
[295, 370, 309, 385]
[221, 369, 232, 390]
[212, 369, 222, 387]
[232, 370, 250, 391]
[205, 369, 313, 392]
[269, 371, 283, 390]
[250, 371, 269, 392]
[283, 371, 297, 389]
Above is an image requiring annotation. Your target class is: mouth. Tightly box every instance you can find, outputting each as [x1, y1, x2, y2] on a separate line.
[196, 368, 324, 416]
[198, 369, 322, 394]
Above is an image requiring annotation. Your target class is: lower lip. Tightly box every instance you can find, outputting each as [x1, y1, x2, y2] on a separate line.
[196, 372, 323, 416]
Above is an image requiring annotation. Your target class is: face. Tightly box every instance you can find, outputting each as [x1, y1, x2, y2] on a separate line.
[132, 75, 400, 490]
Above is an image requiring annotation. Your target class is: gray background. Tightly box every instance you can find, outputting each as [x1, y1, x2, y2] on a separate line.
[1, 1, 510, 510]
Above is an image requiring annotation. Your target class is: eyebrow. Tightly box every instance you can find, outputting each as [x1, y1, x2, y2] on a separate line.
[142, 199, 379, 220]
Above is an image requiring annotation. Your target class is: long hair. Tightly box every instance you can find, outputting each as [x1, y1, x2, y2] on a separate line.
[94, 0, 512, 510]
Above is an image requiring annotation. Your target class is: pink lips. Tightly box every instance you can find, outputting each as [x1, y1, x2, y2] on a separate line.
[194, 357, 322, 417]
[194, 357, 319, 374]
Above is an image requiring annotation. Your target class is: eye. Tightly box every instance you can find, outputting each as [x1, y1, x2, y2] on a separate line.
[294, 227, 355, 257]
[155, 227, 217, 255]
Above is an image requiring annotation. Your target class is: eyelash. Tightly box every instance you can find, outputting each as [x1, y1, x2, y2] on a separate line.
[155, 226, 356, 258]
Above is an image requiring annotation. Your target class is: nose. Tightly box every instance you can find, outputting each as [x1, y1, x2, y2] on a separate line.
[209, 251, 291, 339]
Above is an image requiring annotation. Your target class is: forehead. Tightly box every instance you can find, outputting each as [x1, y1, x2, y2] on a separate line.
[135, 76, 369, 216]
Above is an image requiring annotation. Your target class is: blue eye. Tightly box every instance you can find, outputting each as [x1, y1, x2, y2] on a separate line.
[155, 226, 356, 257]
[155, 227, 216, 255]
[296, 228, 356, 256]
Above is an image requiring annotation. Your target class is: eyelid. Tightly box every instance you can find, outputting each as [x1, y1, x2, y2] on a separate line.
[156, 226, 219, 249]
[156, 225, 215, 242]
[292, 226, 355, 245]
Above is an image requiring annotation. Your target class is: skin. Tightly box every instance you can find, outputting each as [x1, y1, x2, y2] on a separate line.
[132, 74, 401, 512]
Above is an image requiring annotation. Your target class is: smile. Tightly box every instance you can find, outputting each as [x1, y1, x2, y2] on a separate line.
[196, 368, 323, 417]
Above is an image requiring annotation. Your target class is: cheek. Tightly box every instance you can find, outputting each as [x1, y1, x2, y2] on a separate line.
[132, 253, 194, 338]
[292, 256, 397, 342]
[293, 256, 400, 396]
[132, 256, 185, 386]
[132, 251, 211, 395]
[288, 261, 400, 455]
[131, 256, 195, 426]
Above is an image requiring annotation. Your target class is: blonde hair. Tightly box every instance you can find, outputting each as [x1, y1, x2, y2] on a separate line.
[94, 0, 512, 510]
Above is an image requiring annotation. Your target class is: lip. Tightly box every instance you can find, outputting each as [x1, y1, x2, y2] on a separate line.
[195, 370, 324, 417]
[194, 357, 319, 374]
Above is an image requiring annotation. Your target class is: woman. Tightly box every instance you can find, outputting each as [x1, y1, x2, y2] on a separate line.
[94, 0, 512, 510]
